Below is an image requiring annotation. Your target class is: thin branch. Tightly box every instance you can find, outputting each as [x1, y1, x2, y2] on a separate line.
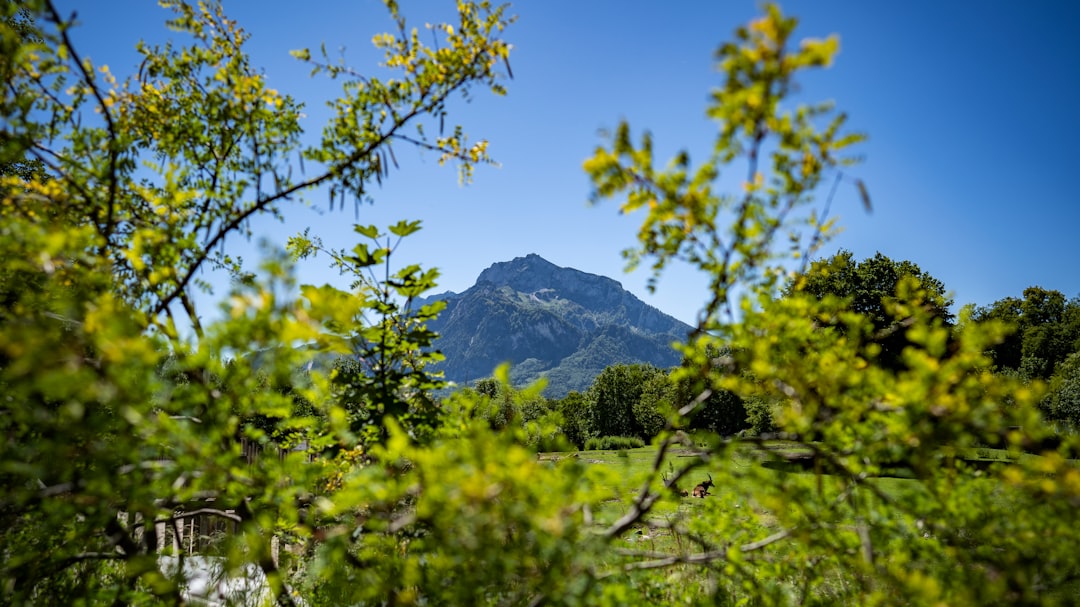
[104, 516, 142, 557]
[617, 550, 728, 572]
[38, 481, 79, 497]
[152, 66, 481, 318]
[611, 526, 792, 575]
[178, 290, 203, 339]
[799, 171, 842, 274]
[387, 512, 416, 534]
[17, 139, 98, 204]
[740, 527, 792, 552]
[389, 132, 495, 162]
[153, 490, 222, 507]
[44, 0, 121, 247]
[153, 508, 242, 525]
[57, 552, 126, 564]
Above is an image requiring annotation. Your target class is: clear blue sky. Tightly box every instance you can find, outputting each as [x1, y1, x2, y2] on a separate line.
[56, 1, 1080, 326]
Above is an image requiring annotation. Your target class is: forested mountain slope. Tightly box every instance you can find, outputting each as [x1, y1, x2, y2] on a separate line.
[418, 254, 693, 396]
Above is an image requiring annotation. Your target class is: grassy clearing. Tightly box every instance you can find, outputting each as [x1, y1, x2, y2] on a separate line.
[540, 442, 964, 548]
[541, 442, 1051, 542]
[546, 442, 928, 496]
[542, 443, 811, 527]
[544, 444, 936, 600]
[535, 443, 1080, 603]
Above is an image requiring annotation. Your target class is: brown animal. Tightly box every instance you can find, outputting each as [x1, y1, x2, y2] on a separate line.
[692, 474, 713, 498]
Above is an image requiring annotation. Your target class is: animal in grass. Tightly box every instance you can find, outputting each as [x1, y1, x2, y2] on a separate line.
[692, 474, 713, 498]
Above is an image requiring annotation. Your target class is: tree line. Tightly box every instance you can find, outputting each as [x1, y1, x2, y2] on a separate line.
[463, 249, 1080, 453]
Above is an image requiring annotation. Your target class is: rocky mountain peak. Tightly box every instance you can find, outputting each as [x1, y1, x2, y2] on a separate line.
[424, 255, 693, 397]
[476, 254, 630, 310]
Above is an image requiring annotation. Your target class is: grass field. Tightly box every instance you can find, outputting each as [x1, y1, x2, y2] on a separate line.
[541, 441, 1031, 553]
[532, 441, 1064, 603]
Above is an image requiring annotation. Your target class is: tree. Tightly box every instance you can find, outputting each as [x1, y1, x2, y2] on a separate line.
[459, 376, 523, 431]
[635, 371, 674, 439]
[0, 0, 515, 603]
[972, 294, 1025, 370]
[689, 381, 748, 436]
[289, 222, 448, 448]
[1046, 352, 1080, 428]
[552, 390, 590, 449]
[586, 3, 1078, 604]
[586, 362, 664, 439]
[786, 249, 954, 370]
[743, 393, 780, 435]
[0, 3, 47, 196]
[638, 367, 750, 438]
[974, 287, 1080, 380]
[975, 288, 1080, 429]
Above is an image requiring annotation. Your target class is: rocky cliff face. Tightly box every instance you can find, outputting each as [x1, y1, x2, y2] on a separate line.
[420, 254, 693, 397]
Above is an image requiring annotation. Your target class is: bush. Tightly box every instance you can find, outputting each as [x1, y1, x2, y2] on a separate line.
[583, 435, 645, 451]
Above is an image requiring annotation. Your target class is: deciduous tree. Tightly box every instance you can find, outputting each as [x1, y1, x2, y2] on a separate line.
[974, 287, 1080, 380]
[0, 0, 515, 602]
[586, 4, 1078, 604]
[786, 249, 954, 370]
[586, 362, 664, 440]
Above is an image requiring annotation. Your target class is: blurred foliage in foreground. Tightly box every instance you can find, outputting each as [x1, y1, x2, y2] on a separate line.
[2, 1, 1078, 605]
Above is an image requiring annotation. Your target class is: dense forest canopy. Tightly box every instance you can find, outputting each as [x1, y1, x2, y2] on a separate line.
[2, 1, 1079, 605]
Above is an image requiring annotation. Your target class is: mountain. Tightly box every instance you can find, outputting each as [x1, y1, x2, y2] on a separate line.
[417, 254, 694, 398]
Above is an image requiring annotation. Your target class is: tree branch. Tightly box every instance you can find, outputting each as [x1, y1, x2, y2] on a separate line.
[152, 66, 481, 319]
[44, 0, 121, 248]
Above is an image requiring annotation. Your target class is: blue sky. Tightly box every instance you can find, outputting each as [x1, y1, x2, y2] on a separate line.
[56, 1, 1079, 326]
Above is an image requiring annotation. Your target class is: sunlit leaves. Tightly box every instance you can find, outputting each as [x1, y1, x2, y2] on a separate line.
[299, 0, 511, 189]
[7, 0, 1080, 603]
[586, 3, 864, 323]
[304, 418, 612, 605]
[584, 3, 1080, 605]
[1, 0, 513, 603]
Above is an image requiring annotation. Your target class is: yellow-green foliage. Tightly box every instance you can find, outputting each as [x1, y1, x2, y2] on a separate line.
[1, 2, 1078, 606]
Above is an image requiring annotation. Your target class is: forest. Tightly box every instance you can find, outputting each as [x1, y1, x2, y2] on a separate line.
[2, 1, 1079, 605]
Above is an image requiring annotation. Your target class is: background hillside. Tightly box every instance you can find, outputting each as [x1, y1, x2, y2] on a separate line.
[417, 254, 694, 397]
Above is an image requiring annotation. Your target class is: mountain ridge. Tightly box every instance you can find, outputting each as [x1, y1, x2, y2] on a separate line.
[420, 254, 693, 397]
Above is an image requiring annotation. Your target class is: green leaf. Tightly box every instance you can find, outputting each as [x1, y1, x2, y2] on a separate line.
[354, 224, 380, 239]
[388, 219, 422, 237]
